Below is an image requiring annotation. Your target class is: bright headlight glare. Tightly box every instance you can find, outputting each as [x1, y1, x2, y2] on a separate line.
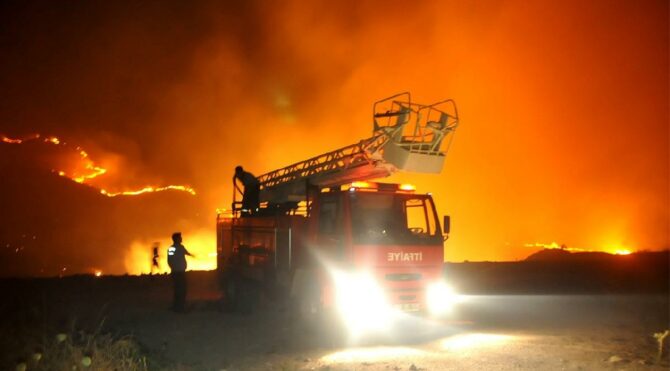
[332, 270, 392, 335]
[427, 281, 459, 315]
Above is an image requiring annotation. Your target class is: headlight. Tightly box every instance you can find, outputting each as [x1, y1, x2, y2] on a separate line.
[332, 270, 393, 335]
[426, 281, 459, 316]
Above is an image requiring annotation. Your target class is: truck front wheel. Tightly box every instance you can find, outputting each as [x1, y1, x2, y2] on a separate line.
[291, 269, 322, 325]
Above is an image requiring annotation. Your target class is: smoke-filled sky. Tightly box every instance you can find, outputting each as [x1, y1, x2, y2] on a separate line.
[0, 0, 667, 276]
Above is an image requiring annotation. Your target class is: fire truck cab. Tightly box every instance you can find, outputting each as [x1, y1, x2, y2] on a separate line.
[307, 181, 452, 313]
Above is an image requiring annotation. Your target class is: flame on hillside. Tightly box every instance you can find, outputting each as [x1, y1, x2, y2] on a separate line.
[2, 134, 196, 197]
[101, 185, 196, 197]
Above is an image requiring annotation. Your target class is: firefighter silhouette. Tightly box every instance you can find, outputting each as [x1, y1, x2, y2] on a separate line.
[234, 165, 260, 215]
[167, 232, 193, 312]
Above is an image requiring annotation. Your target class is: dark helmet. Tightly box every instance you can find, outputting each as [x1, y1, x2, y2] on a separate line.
[235, 165, 243, 175]
[171, 232, 182, 243]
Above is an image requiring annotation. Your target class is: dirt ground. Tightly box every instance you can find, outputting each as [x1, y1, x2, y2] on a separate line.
[2, 272, 669, 371]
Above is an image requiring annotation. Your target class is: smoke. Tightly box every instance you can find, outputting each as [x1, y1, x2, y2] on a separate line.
[0, 0, 667, 275]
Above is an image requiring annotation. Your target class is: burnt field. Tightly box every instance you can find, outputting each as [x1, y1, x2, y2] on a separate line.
[1, 254, 668, 370]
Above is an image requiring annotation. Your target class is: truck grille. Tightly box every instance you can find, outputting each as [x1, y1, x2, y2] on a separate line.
[385, 273, 422, 281]
[390, 287, 420, 292]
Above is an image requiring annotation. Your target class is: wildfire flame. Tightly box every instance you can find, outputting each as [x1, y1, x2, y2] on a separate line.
[2, 134, 196, 197]
[524, 241, 635, 255]
[100, 185, 196, 197]
[1, 136, 26, 144]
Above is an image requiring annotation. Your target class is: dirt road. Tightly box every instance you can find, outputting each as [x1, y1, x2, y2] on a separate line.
[126, 294, 669, 370]
[2, 273, 668, 370]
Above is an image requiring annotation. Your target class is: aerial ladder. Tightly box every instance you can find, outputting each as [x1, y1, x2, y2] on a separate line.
[232, 92, 459, 213]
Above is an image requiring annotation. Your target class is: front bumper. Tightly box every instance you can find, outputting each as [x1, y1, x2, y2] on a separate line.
[329, 269, 462, 336]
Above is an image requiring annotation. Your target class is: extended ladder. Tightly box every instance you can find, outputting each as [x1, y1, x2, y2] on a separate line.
[257, 92, 459, 203]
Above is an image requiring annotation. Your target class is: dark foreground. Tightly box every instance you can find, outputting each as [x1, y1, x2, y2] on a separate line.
[1, 267, 668, 370]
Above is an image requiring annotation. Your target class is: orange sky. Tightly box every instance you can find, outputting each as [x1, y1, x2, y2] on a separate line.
[0, 0, 667, 274]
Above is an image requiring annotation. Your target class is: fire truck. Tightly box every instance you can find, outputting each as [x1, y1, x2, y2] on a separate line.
[216, 92, 460, 334]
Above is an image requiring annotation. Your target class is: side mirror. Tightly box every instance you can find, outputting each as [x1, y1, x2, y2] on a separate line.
[443, 215, 451, 234]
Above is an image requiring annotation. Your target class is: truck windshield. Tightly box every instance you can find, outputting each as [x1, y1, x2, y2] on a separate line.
[349, 192, 441, 245]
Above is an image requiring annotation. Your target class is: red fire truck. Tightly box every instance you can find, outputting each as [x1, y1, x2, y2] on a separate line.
[217, 93, 460, 334]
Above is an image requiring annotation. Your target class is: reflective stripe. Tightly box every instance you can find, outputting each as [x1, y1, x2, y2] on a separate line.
[168, 247, 176, 256]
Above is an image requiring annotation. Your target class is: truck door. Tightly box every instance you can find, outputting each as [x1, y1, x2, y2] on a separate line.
[315, 193, 345, 262]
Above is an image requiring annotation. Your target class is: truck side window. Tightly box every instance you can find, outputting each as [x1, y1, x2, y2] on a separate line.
[405, 198, 428, 235]
[405, 197, 437, 236]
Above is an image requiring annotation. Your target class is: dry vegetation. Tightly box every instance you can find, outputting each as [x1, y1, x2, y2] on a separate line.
[12, 329, 148, 371]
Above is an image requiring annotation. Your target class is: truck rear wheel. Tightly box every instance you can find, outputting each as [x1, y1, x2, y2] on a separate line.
[238, 280, 259, 314]
[220, 275, 236, 312]
[221, 274, 258, 314]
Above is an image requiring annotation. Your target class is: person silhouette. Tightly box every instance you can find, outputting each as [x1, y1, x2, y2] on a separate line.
[151, 242, 160, 274]
[167, 232, 193, 312]
[233, 166, 260, 215]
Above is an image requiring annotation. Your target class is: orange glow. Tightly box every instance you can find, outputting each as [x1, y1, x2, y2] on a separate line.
[350, 181, 373, 189]
[124, 229, 216, 275]
[94, 270, 102, 277]
[1, 0, 667, 271]
[604, 242, 634, 256]
[1, 133, 196, 198]
[524, 241, 637, 255]
[399, 183, 416, 191]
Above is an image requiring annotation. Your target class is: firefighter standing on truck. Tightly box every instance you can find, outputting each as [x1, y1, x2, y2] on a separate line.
[234, 165, 260, 215]
[167, 232, 193, 312]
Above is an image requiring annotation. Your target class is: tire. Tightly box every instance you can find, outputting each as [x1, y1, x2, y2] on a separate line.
[237, 279, 258, 314]
[220, 275, 238, 313]
[295, 288, 349, 348]
[222, 274, 259, 314]
[296, 274, 323, 327]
